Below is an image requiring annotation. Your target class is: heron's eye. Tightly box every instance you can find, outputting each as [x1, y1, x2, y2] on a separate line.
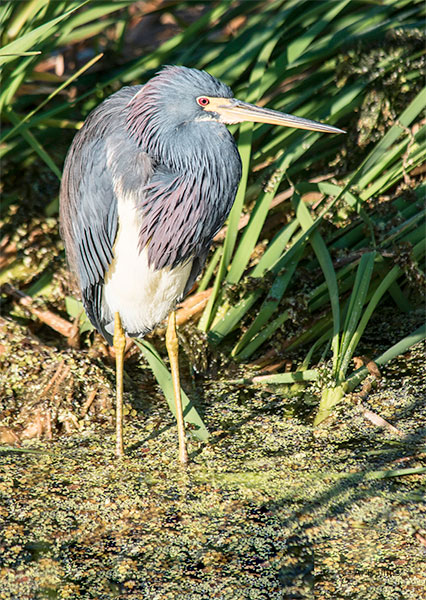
[197, 97, 210, 107]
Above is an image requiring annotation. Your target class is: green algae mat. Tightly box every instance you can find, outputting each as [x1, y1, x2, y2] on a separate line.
[1, 334, 424, 599]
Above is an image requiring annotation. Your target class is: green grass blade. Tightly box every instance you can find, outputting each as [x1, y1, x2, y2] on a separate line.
[234, 310, 291, 362]
[231, 247, 304, 358]
[228, 369, 319, 386]
[0, 4, 82, 66]
[302, 329, 333, 370]
[337, 252, 376, 380]
[250, 220, 300, 278]
[368, 466, 426, 480]
[212, 221, 299, 351]
[1, 52, 103, 144]
[197, 247, 222, 293]
[294, 193, 340, 374]
[207, 290, 264, 345]
[340, 238, 426, 383]
[5, 108, 61, 179]
[134, 339, 209, 442]
[209, 225, 308, 346]
[119, 2, 232, 84]
[5, 0, 48, 39]
[285, 0, 352, 64]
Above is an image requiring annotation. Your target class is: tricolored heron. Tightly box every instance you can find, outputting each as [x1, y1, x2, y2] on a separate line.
[60, 66, 343, 464]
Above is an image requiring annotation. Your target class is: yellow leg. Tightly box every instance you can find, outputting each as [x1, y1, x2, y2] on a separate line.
[166, 310, 188, 465]
[113, 311, 126, 457]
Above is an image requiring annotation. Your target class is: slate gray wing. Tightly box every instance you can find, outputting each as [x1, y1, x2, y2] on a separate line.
[59, 86, 145, 343]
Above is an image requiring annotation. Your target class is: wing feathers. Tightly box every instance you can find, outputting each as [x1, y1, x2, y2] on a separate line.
[60, 86, 143, 337]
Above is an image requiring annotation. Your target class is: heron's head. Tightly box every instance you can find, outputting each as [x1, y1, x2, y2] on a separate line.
[127, 66, 344, 166]
[128, 65, 343, 145]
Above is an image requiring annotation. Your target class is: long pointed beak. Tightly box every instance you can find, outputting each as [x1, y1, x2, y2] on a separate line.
[205, 97, 345, 134]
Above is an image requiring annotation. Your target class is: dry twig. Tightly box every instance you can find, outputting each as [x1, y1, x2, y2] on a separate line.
[2, 283, 73, 338]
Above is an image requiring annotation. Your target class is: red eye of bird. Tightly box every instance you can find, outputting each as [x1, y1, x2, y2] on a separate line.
[197, 97, 210, 107]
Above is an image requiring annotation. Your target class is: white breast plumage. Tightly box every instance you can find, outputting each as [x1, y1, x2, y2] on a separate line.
[102, 194, 192, 337]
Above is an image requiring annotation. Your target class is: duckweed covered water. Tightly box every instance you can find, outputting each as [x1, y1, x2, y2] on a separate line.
[0, 320, 424, 599]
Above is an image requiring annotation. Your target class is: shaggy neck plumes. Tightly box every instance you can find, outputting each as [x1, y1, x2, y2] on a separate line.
[125, 81, 242, 272]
